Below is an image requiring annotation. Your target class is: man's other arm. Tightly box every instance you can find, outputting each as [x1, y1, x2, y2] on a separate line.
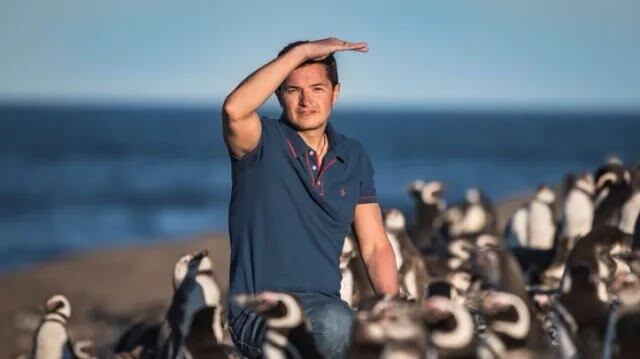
[352, 203, 399, 296]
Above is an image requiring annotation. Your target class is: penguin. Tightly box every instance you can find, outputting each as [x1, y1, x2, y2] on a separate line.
[609, 271, 640, 359]
[462, 188, 498, 236]
[408, 180, 446, 253]
[383, 208, 431, 302]
[340, 235, 375, 309]
[469, 241, 555, 355]
[506, 206, 529, 249]
[30, 295, 95, 359]
[422, 287, 476, 358]
[566, 225, 632, 299]
[561, 172, 596, 243]
[478, 290, 554, 357]
[114, 250, 240, 359]
[593, 160, 633, 230]
[527, 185, 557, 250]
[444, 188, 497, 240]
[349, 298, 429, 359]
[540, 174, 596, 288]
[618, 165, 640, 235]
[235, 291, 323, 359]
[559, 263, 610, 359]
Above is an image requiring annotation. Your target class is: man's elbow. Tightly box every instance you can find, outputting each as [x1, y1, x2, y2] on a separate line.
[222, 96, 241, 122]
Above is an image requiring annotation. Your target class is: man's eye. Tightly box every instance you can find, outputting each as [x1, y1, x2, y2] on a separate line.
[286, 88, 299, 93]
[313, 87, 324, 92]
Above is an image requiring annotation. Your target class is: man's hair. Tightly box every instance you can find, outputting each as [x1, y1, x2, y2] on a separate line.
[275, 41, 339, 97]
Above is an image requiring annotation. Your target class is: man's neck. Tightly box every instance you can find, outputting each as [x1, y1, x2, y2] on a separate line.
[297, 126, 327, 150]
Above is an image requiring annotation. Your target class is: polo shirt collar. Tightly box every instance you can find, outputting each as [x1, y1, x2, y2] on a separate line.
[278, 114, 346, 162]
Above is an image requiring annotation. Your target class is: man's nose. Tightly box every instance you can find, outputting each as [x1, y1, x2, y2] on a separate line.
[298, 89, 312, 106]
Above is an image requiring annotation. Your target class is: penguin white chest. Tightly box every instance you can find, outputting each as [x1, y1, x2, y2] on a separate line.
[528, 201, 555, 250]
[33, 322, 69, 359]
[563, 189, 594, 239]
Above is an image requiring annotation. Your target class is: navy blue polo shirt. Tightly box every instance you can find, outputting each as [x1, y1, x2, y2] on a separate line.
[227, 115, 377, 318]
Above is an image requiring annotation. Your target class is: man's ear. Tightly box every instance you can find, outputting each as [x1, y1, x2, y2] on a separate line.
[332, 83, 341, 107]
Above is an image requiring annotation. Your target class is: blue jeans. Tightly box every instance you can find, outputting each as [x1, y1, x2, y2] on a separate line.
[229, 292, 354, 358]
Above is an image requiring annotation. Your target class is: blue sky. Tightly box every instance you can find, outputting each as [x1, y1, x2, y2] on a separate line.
[1, 0, 639, 109]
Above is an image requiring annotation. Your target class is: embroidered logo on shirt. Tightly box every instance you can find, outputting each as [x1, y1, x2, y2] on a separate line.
[340, 188, 346, 197]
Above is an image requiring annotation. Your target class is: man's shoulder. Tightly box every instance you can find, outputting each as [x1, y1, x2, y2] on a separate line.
[335, 131, 369, 158]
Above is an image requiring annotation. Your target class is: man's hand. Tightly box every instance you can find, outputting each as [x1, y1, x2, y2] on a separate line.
[300, 38, 368, 61]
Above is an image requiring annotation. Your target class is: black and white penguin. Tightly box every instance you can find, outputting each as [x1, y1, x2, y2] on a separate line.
[444, 188, 497, 240]
[559, 263, 610, 359]
[30, 295, 94, 359]
[506, 205, 529, 249]
[471, 243, 554, 353]
[383, 208, 431, 302]
[618, 165, 640, 235]
[408, 180, 446, 253]
[527, 185, 557, 251]
[506, 186, 557, 283]
[114, 250, 239, 359]
[349, 298, 429, 359]
[593, 160, 633, 230]
[421, 288, 476, 358]
[235, 291, 322, 359]
[541, 174, 597, 287]
[608, 271, 640, 359]
[566, 225, 632, 301]
[340, 235, 375, 309]
[561, 172, 596, 244]
[507, 185, 557, 251]
[477, 290, 554, 358]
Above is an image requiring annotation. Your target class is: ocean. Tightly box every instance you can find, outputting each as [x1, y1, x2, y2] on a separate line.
[1, 104, 638, 273]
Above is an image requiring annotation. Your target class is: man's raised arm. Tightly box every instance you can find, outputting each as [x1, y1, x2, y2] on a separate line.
[221, 38, 368, 158]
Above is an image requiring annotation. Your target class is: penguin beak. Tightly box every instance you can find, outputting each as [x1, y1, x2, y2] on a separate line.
[45, 300, 64, 313]
[191, 250, 209, 263]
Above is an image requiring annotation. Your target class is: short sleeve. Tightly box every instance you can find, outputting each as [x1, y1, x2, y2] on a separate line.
[227, 117, 270, 169]
[358, 149, 378, 204]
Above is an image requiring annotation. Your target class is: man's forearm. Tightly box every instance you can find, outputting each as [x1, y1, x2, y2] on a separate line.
[362, 241, 399, 296]
[223, 46, 307, 120]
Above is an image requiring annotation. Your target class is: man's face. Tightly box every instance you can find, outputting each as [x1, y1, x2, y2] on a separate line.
[280, 63, 340, 132]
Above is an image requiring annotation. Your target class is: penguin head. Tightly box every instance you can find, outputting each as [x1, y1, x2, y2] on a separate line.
[43, 294, 71, 320]
[612, 272, 640, 308]
[235, 292, 304, 329]
[465, 187, 481, 204]
[476, 234, 500, 250]
[354, 299, 424, 344]
[173, 250, 212, 288]
[595, 161, 629, 191]
[340, 236, 357, 269]
[575, 172, 595, 195]
[447, 270, 472, 296]
[471, 248, 502, 289]
[534, 185, 556, 204]
[383, 208, 406, 232]
[605, 154, 623, 166]
[408, 180, 426, 198]
[420, 181, 444, 205]
[172, 250, 221, 307]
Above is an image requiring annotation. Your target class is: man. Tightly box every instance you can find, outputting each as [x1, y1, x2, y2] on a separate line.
[222, 38, 399, 358]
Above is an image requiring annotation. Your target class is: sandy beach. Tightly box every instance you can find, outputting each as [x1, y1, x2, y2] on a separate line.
[0, 192, 528, 358]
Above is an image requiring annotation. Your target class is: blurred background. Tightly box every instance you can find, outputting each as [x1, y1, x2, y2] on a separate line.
[1, 0, 639, 273]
